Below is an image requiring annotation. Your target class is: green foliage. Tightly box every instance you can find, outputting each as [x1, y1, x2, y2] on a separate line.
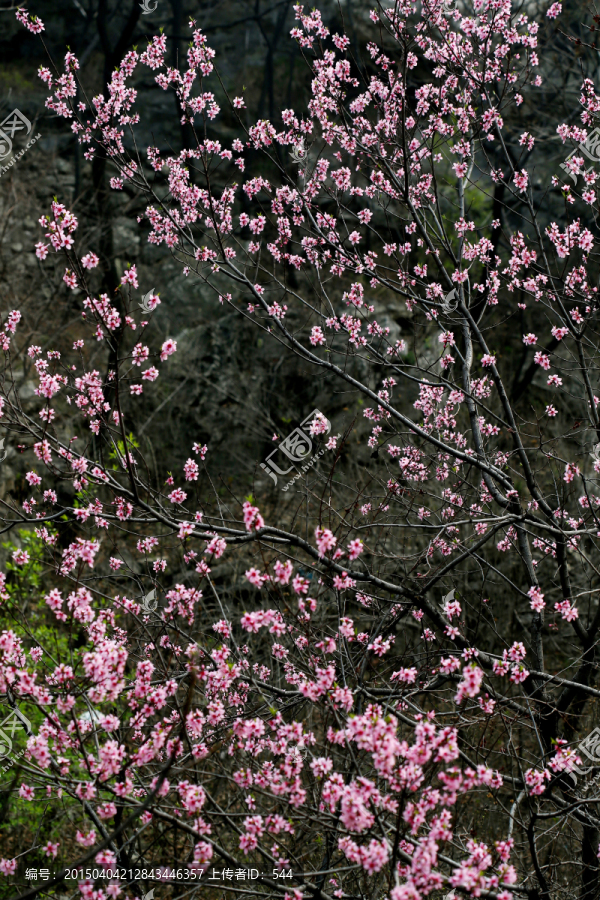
[3, 529, 45, 596]
[107, 432, 140, 471]
[0, 531, 70, 863]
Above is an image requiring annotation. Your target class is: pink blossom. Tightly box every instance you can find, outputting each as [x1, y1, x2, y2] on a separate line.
[315, 527, 337, 557]
[245, 568, 267, 589]
[391, 667, 418, 683]
[205, 536, 226, 558]
[12, 550, 29, 565]
[309, 412, 330, 436]
[513, 170, 529, 192]
[455, 664, 484, 704]
[121, 265, 139, 288]
[339, 617, 354, 640]
[43, 841, 60, 858]
[534, 351, 551, 370]
[347, 539, 363, 560]
[525, 767, 550, 795]
[160, 339, 177, 361]
[241, 502, 264, 533]
[528, 586, 545, 611]
[19, 783, 35, 800]
[368, 634, 395, 656]
[184, 458, 199, 481]
[555, 599, 579, 621]
[332, 571, 356, 591]
[16, 8, 44, 32]
[4, 9, 593, 890]
[273, 560, 293, 584]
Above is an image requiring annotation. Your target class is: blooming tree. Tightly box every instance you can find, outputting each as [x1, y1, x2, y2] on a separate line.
[2, 2, 600, 899]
